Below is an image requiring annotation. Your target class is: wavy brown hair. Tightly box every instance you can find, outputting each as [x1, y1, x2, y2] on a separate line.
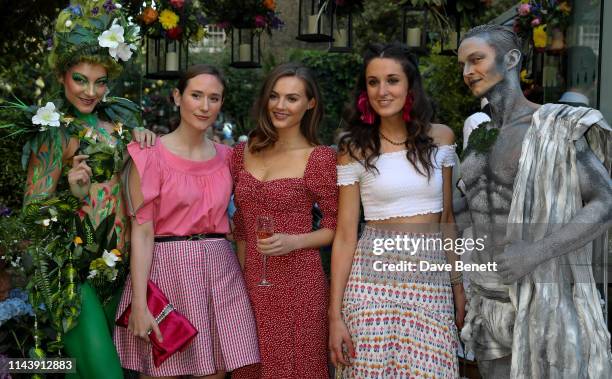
[249, 62, 323, 152]
[338, 42, 436, 178]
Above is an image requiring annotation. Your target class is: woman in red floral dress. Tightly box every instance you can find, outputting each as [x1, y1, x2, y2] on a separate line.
[230, 63, 338, 379]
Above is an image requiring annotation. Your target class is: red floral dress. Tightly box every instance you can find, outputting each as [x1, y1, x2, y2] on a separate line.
[230, 143, 338, 379]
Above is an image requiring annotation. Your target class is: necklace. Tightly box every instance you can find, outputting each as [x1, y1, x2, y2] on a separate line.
[379, 131, 408, 146]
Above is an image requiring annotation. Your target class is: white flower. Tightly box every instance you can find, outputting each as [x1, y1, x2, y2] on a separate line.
[115, 3, 122, 9]
[102, 250, 119, 267]
[98, 23, 124, 49]
[51, 216, 57, 222]
[42, 219, 51, 226]
[109, 42, 134, 61]
[87, 270, 98, 279]
[65, 20, 72, 27]
[32, 102, 61, 127]
[35, 78, 45, 88]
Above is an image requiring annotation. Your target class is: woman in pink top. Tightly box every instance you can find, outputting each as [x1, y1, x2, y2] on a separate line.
[113, 64, 260, 378]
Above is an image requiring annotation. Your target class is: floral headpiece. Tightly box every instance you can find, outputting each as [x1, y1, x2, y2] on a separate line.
[48, 0, 141, 77]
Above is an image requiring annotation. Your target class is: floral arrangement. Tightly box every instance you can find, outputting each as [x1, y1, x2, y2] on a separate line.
[0, 95, 138, 355]
[204, 0, 284, 34]
[138, 0, 209, 42]
[514, 1, 572, 49]
[49, 1, 141, 75]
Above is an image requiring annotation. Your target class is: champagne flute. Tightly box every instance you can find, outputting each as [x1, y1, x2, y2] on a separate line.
[257, 215, 274, 287]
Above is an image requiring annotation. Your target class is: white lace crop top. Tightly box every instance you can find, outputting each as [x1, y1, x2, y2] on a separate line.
[337, 145, 457, 220]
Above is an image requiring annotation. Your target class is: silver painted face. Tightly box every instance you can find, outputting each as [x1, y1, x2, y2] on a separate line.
[458, 37, 504, 98]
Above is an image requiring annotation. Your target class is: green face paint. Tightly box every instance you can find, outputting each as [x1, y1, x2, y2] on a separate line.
[72, 72, 88, 85]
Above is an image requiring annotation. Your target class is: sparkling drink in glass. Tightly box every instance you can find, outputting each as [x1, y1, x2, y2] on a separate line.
[256, 215, 274, 286]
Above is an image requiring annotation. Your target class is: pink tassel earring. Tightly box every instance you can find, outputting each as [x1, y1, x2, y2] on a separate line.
[402, 94, 413, 123]
[357, 91, 375, 124]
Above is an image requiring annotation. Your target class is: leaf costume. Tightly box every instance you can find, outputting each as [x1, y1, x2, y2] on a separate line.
[6, 1, 142, 378]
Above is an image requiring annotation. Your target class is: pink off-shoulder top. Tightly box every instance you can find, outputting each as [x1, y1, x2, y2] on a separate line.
[127, 140, 232, 236]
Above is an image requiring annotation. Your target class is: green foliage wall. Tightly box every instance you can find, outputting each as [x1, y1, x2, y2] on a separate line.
[420, 54, 479, 149]
[293, 50, 361, 144]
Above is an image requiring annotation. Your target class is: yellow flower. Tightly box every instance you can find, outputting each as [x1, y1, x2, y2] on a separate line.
[159, 9, 179, 30]
[533, 25, 547, 49]
[520, 69, 533, 84]
[74, 236, 83, 245]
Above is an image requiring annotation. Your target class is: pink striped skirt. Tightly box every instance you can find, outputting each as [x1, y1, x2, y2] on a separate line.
[113, 238, 260, 376]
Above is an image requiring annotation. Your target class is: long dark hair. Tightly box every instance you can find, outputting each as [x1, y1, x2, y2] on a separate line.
[338, 42, 436, 178]
[249, 62, 323, 153]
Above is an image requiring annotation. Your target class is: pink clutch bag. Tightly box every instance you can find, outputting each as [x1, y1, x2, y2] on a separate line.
[116, 280, 198, 367]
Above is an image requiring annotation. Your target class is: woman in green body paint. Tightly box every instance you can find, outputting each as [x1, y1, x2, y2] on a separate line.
[22, 2, 155, 378]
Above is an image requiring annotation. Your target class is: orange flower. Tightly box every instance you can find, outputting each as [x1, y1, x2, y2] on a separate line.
[558, 2, 571, 15]
[263, 0, 276, 11]
[111, 248, 122, 258]
[141, 7, 158, 25]
[74, 236, 83, 245]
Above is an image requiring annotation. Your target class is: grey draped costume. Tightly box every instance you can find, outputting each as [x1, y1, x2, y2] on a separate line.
[506, 104, 612, 378]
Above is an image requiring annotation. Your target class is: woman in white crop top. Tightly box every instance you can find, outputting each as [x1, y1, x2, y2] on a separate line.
[329, 42, 466, 378]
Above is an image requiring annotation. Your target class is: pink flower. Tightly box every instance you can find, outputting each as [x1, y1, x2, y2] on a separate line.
[518, 3, 531, 16]
[170, 0, 185, 9]
[531, 18, 541, 27]
[255, 15, 266, 28]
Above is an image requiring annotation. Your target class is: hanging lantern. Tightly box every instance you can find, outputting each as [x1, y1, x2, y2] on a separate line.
[229, 28, 262, 69]
[296, 0, 333, 43]
[402, 5, 429, 55]
[144, 37, 189, 80]
[440, 5, 462, 55]
[328, 5, 353, 53]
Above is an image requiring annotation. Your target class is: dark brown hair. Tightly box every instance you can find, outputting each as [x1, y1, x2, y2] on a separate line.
[338, 42, 436, 178]
[176, 64, 227, 97]
[249, 62, 323, 152]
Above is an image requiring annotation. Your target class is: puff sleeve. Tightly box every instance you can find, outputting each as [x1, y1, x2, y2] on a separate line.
[306, 146, 338, 231]
[230, 143, 247, 241]
[126, 142, 161, 224]
[437, 144, 458, 167]
[337, 161, 364, 186]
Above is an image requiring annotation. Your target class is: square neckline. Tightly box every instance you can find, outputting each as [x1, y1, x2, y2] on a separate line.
[240, 143, 319, 184]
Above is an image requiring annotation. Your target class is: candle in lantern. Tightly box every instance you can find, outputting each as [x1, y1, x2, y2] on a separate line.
[239, 43, 252, 62]
[166, 52, 178, 71]
[406, 28, 421, 47]
[308, 15, 320, 34]
[333, 28, 347, 47]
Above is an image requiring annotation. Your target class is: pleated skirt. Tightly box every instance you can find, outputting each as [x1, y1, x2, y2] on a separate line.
[113, 238, 260, 376]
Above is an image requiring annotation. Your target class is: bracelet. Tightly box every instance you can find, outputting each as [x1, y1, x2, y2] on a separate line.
[450, 274, 464, 285]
